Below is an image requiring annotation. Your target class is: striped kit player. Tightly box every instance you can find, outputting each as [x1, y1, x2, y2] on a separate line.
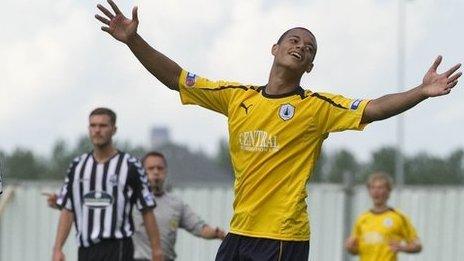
[57, 151, 156, 247]
[53, 108, 163, 261]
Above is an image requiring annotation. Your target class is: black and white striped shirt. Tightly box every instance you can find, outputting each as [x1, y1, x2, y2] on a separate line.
[57, 151, 156, 247]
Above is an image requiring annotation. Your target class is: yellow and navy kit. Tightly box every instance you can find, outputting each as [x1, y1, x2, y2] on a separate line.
[178, 69, 369, 241]
[352, 208, 419, 261]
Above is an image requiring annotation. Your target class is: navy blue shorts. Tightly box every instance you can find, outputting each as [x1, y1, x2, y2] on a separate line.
[78, 238, 134, 261]
[215, 233, 309, 261]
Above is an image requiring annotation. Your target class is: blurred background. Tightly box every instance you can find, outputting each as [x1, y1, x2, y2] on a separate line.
[1, 0, 463, 260]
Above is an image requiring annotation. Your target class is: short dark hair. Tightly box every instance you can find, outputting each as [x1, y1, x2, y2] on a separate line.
[89, 107, 117, 125]
[277, 27, 316, 45]
[142, 151, 168, 167]
[367, 171, 394, 191]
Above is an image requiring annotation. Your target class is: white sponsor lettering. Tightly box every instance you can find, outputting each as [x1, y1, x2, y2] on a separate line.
[239, 130, 279, 152]
[363, 232, 384, 244]
[83, 191, 113, 208]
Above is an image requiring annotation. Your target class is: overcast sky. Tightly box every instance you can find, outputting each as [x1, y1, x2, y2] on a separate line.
[1, 0, 463, 160]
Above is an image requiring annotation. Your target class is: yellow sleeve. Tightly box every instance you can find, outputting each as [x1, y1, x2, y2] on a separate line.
[312, 92, 370, 134]
[352, 215, 363, 238]
[400, 213, 419, 242]
[178, 69, 245, 116]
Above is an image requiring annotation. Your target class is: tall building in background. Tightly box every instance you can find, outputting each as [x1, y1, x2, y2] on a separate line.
[150, 126, 171, 149]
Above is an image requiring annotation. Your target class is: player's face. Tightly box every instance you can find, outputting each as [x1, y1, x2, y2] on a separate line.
[368, 180, 390, 206]
[272, 28, 317, 74]
[88, 114, 116, 148]
[144, 155, 167, 193]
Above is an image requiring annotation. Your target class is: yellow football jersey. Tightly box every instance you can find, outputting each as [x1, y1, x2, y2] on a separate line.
[352, 208, 419, 261]
[178, 69, 369, 241]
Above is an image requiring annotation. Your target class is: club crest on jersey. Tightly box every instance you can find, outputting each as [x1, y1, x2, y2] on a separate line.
[383, 217, 394, 228]
[279, 104, 295, 121]
[83, 191, 113, 209]
[350, 99, 362, 110]
[186, 72, 197, 87]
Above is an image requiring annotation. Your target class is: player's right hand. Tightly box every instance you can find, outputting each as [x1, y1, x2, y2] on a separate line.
[344, 236, 359, 254]
[152, 248, 164, 261]
[52, 249, 65, 261]
[215, 227, 226, 240]
[42, 192, 59, 209]
[95, 0, 139, 44]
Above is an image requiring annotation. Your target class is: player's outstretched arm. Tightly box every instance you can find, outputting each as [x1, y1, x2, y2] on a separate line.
[361, 56, 461, 124]
[95, 0, 182, 91]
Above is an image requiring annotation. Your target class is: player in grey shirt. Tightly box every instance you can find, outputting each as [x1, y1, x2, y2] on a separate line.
[133, 151, 226, 261]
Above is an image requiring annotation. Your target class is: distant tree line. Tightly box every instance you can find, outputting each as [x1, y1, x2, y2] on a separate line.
[1, 136, 463, 185]
[0, 136, 146, 181]
[311, 147, 464, 185]
[215, 140, 464, 185]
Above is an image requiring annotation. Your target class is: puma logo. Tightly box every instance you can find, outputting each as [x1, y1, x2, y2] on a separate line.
[240, 102, 253, 114]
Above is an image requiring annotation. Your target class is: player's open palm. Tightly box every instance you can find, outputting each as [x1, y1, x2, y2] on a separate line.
[422, 55, 461, 97]
[96, 0, 138, 44]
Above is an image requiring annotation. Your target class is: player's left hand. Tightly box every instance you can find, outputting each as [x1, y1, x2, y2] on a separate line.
[389, 241, 406, 253]
[421, 55, 461, 97]
[215, 227, 226, 240]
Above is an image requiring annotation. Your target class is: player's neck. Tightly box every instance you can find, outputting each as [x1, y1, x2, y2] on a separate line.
[267, 66, 302, 95]
[93, 144, 118, 163]
[371, 204, 389, 213]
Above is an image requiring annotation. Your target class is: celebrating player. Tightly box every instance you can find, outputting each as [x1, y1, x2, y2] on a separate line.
[95, 1, 460, 260]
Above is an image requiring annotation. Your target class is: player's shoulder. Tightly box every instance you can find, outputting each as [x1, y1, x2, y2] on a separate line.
[311, 91, 340, 99]
[242, 86, 312, 101]
[126, 153, 140, 162]
[308, 91, 347, 103]
[182, 69, 255, 91]
[388, 208, 411, 221]
[65, 153, 91, 174]
[358, 210, 373, 218]
[216, 83, 262, 96]
[117, 151, 133, 161]
[165, 192, 184, 204]
[296, 89, 333, 101]
[216, 80, 255, 89]
[79, 152, 92, 160]
[159, 192, 185, 211]
[125, 153, 144, 168]
[356, 210, 376, 222]
[71, 152, 91, 164]
[308, 90, 366, 110]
